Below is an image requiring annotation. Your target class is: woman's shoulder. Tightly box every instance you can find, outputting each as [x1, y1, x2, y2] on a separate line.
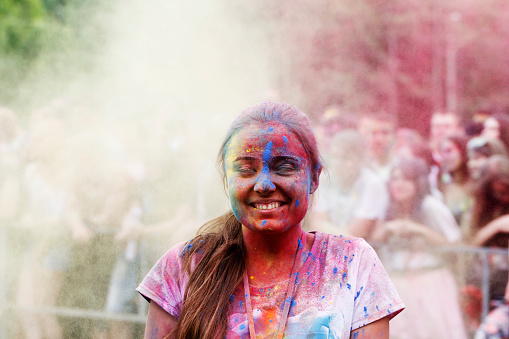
[313, 232, 373, 255]
[155, 239, 197, 266]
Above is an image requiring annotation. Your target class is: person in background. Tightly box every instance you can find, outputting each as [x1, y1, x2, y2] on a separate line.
[467, 136, 508, 182]
[438, 134, 473, 228]
[429, 111, 463, 162]
[469, 155, 509, 248]
[314, 105, 358, 155]
[393, 127, 442, 199]
[482, 113, 509, 154]
[372, 156, 467, 339]
[137, 102, 404, 339]
[312, 129, 388, 240]
[462, 155, 509, 333]
[358, 112, 396, 182]
[15, 115, 70, 339]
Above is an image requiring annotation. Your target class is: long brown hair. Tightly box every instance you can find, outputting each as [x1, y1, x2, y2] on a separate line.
[172, 102, 323, 338]
[470, 155, 509, 246]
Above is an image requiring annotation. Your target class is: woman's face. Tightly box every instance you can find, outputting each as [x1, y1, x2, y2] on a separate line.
[439, 139, 463, 173]
[482, 117, 500, 140]
[224, 122, 318, 234]
[389, 168, 417, 203]
[467, 150, 488, 180]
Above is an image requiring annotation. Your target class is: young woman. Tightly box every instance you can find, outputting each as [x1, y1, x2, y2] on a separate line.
[137, 102, 404, 338]
[467, 155, 509, 308]
[438, 135, 473, 229]
[372, 156, 467, 339]
[469, 155, 509, 247]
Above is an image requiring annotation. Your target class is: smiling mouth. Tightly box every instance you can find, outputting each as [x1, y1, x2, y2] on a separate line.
[253, 202, 282, 210]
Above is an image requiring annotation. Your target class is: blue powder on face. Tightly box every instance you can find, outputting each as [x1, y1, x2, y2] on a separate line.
[263, 141, 273, 163]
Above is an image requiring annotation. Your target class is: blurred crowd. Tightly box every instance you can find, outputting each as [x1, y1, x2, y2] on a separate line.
[0, 102, 508, 339]
[0, 102, 227, 338]
[311, 107, 509, 339]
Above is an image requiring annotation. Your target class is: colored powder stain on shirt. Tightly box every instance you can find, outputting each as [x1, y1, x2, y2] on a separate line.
[239, 324, 246, 330]
[353, 332, 359, 339]
[267, 126, 274, 132]
[333, 267, 338, 275]
[347, 283, 351, 290]
[291, 300, 297, 307]
[364, 306, 369, 317]
[283, 135, 288, 143]
[354, 286, 364, 301]
[262, 220, 267, 226]
[295, 199, 300, 207]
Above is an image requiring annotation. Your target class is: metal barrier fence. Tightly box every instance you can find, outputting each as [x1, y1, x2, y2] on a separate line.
[1, 244, 507, 338]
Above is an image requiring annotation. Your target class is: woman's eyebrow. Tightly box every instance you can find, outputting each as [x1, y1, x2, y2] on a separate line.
[270, 155, 301, 163]
[234, 156, 258, 162]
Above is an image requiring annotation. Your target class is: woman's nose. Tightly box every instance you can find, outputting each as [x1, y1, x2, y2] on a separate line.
[254, 169, 276, 193]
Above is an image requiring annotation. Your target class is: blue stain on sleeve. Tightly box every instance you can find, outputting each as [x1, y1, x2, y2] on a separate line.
[347, 283, 351, 290]
[291, 299, 297, 307]
[354, 286, 364, 301]
[343, 272, 347, 279]
[364, 306, 369, 317]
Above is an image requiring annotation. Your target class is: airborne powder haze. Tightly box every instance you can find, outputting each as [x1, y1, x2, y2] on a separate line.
[2, 0, 278, 337]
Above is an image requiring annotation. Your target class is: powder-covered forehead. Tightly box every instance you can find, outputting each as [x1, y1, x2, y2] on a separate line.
[225, 122, 309, 161]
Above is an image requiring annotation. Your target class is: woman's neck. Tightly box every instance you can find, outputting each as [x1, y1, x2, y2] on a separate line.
[242, 226, 309, 287]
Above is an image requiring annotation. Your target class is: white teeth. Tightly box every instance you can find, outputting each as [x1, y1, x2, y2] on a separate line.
[255, 202, 281, 210]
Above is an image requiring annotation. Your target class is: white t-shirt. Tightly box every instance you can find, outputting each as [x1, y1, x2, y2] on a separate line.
[315, 167, 389, 235]
[137, 232, 405, 338]
[380, 195, 462, 272]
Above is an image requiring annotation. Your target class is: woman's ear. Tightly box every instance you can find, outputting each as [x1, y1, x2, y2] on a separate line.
[310, 165, 322, 194]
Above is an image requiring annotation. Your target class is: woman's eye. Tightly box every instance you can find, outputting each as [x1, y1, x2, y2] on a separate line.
[275, 162, 297, 173]
[237, 165, 256, 174]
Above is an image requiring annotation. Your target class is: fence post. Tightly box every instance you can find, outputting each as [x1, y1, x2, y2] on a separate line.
[481, 250, 490, 320]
